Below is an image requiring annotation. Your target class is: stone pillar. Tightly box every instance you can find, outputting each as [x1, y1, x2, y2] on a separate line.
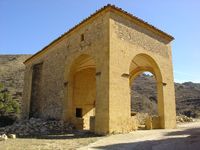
[94, 69, 110, 135]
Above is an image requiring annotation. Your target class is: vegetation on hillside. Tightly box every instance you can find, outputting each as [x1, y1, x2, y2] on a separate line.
[0, 83, 20, 126]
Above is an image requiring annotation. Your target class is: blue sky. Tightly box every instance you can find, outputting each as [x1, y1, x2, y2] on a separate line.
[1, 0, 200, 83]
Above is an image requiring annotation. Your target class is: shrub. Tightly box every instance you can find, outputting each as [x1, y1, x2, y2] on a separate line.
[0, 83, 20, 116]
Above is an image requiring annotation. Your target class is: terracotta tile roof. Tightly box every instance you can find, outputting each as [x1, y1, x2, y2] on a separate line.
[24, 4, 174, 64]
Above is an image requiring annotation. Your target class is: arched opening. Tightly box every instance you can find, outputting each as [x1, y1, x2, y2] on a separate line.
[131, 71, 158, 129]
[129, 54, 163, 129]
[68, 54, 96, 131]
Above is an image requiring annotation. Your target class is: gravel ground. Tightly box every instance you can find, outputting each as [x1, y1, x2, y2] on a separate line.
[0, 131, 102, 150]
[79, 121, 200, 150]
[1, 121, 200, 150]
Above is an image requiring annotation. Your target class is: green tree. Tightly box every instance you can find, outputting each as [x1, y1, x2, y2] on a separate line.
[0, 83, 20, 116]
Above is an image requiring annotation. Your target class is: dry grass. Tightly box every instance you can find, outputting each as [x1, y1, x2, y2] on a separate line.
[0, 131, 103, 150]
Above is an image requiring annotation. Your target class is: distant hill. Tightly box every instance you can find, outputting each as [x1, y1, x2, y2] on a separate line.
[131, 74, 200, 118]
[175, 82, 200, 117]
[0, 55, 200, 118]
[0, 55, 31, 106]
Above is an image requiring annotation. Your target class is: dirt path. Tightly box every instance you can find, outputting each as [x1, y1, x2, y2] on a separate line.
[1, 122, 200, 150]
[79, 121, 200, 150]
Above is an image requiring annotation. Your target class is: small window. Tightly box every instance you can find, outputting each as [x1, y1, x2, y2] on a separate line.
[81, 34, 84, 41]
[76, 108, 82, 118]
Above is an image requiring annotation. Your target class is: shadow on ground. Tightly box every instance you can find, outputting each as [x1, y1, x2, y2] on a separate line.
[93, 127, 200, 150]
[18, 130, 103, 140]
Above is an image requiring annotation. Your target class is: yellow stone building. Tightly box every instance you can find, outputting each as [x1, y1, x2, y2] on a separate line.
[22, 4, 176, 135]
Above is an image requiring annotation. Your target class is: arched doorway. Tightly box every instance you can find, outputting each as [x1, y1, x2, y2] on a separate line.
[68, 54, 96, 131]
[129, 54, 163, 129]
[130, 71, 158, 129]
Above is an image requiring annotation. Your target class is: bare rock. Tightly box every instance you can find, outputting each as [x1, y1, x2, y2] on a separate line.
[8, 134, 16, 139]
[176, 115, 195, 123]
[0, 134, 8, 141]
[0, 118, 74, 137]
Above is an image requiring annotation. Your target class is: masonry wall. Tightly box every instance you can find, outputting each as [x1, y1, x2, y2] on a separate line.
[22, 12, 110, 134]
[108, 11, 176, 133]
[22, 10, 176, 135]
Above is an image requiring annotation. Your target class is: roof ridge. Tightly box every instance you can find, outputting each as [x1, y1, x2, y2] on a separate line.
[106, 4, 174, 40]
[24, 4, 174, 64]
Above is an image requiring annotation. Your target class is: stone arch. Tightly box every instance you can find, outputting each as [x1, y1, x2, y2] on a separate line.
[129, 53, 164, 129]
[129, 53, 162, 83]
[64, 54, 96, 131]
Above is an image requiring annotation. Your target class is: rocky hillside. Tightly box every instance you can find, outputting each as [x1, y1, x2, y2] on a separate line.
[0, 55, 31, 106]
[131, 74, 200, 118]
[0, 55, 200, 118]
[175, 82, 200, 117]
[131, 74, 158, 115]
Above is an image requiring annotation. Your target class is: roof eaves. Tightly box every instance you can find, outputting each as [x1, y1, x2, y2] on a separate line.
[24, 4, 174, 64]
[108, 4, 174, 41]
[24, 5, 111, 64]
